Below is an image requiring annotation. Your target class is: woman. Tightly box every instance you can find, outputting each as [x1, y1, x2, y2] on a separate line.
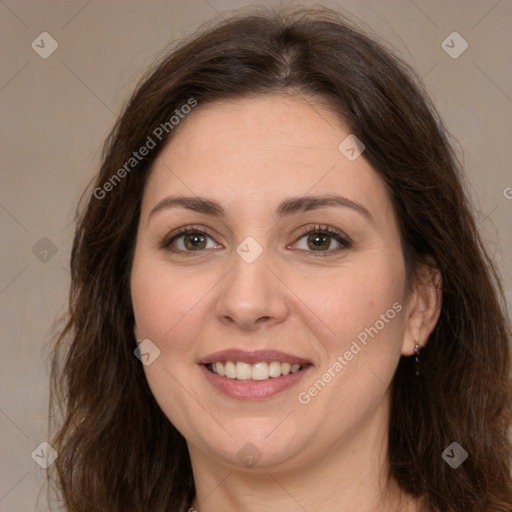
[49, 6, 512, 512]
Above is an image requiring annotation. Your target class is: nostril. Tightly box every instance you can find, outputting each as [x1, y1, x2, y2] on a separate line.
[255, 316, 272, 324]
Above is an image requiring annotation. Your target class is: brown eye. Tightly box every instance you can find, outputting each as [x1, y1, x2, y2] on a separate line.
[183, 233, 207, 250]
[307, 233, 331, 251]
[290, 226, 352, 257]
[162, 228, 222, 254]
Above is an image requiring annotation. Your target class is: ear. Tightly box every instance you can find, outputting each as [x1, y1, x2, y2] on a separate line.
[401, 260, 442, 356]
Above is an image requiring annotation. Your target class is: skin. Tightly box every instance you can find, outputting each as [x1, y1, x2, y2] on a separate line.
[130, 93, 441, 512]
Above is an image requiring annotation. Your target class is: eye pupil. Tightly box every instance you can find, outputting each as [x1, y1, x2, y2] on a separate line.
[308, 233, 330, 250]
[185, 233, 206, 250]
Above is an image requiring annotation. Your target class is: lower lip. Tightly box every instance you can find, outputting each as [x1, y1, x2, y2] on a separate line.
[199, 364, 312, 400]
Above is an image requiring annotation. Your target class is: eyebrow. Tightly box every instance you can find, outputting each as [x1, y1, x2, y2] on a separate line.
[148, 194, 372, 221]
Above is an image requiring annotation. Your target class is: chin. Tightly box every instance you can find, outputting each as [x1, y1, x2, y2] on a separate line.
[191, 421, 308, 471]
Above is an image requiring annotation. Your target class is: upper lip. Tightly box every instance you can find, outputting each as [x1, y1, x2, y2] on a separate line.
[199, 349, 312, 365]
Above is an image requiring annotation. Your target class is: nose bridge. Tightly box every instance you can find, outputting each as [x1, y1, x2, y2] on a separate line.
[216, 236, 289, 329]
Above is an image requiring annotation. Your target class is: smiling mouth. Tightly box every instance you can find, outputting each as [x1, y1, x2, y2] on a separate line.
[206, 361, 308, 381]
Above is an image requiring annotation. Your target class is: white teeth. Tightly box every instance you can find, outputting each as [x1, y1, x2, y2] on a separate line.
[215, 362, 225, 377]
[268, 361, 282, 378]
[209, 361, 304, 380]
[281, 362, 291, 375]
[225, 361, 236, 379]
[236, 362, 252, 380]
[251, 362, 268, 381]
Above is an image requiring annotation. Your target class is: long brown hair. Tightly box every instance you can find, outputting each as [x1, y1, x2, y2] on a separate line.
[49, 7, 512, 511]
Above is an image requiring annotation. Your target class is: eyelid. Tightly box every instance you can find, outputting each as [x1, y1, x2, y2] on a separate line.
[293, 224, 351, 242]
[159, 225, 221, 251]
[289, 224, 352, 257]
[160, 223, 352, 256]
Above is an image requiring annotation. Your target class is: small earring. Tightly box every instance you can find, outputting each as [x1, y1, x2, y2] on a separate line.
[414, 342, 422, 377]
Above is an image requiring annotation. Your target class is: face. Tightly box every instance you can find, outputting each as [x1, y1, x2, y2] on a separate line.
[130, 93, 414, 473]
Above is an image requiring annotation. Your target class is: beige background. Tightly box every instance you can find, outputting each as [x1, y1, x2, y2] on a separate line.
[1, 0, 511, 509]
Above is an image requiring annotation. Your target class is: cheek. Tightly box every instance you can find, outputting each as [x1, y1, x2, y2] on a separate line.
[294, 268, 406, 418]
[131, 253, 209, 344]
[295, 260, 406, 411]
[300, 260, 405, 350]
[130, 255, 212, 431]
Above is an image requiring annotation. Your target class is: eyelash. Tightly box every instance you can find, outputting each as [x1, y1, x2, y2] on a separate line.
[160, 224, 352, 258]
[291, 225, 352, 257]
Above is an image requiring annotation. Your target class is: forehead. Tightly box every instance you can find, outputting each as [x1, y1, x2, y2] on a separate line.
[142, 94, 391, 220]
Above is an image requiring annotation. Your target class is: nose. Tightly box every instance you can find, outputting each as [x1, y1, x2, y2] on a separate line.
[215, 245, 290, 332]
